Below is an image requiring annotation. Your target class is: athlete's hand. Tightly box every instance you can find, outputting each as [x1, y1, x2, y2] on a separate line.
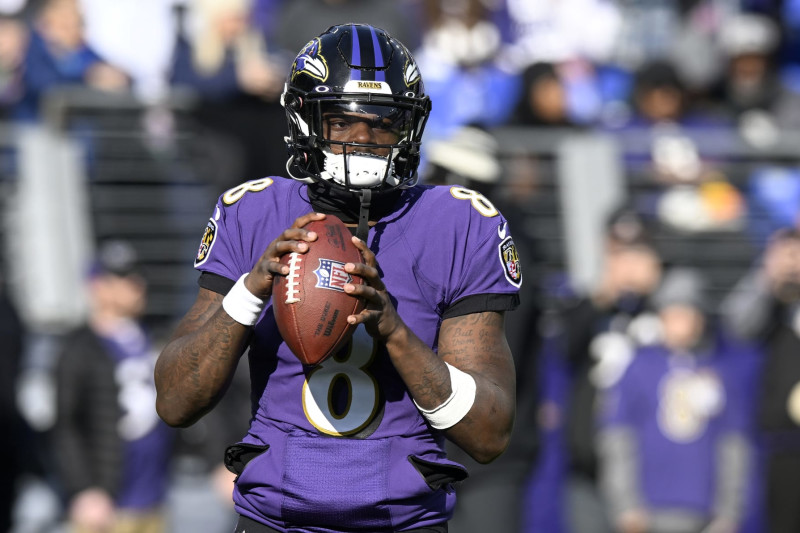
[343, 236, 403, 340]
[244, 212, 326, 299]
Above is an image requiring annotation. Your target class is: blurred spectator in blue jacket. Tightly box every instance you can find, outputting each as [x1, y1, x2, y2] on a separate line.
[597, 267, 756, 533]
[13, 0, 130, 122]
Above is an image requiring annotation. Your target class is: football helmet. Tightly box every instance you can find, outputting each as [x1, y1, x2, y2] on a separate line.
[282, 24, 431, 192]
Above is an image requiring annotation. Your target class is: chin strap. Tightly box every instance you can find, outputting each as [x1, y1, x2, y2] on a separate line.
[356, 189, 372, 242]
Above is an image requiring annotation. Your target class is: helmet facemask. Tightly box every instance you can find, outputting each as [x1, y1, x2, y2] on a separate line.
[283, 89, 430, 192]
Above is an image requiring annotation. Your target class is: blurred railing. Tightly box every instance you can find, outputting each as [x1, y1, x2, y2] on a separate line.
[2, 87, 222, 335]
[492, 123, 800, 310]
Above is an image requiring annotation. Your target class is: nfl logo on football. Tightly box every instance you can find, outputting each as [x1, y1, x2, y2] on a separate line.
[314, 259, 351, 292]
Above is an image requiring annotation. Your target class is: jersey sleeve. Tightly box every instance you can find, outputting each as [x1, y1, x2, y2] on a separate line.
[443, 194, 523, 307]
[191, 177, 297, 289]
[192, 199, 249, 284]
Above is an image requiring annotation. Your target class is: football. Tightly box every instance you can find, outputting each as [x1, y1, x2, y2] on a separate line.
[272, 216, 366, 365]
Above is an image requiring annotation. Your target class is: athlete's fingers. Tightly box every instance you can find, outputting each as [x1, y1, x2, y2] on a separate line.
[346, 238, 386, 292]
[343, 282, 380, 304]
[346, 308, 382, 326]
[351, 236, 377, 268]
[291, 212, 327, 229]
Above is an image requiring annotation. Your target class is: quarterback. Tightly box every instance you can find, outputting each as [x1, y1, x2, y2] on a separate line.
[155, 23, 522, 533]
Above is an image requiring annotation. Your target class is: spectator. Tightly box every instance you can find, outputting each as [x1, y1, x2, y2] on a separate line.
[507, 61, 582, 128]
[169, 0, 287, 189]
[49, 240, 174, 533]
[721, 227, 800, 532]
[559, 206, 665, 533]
[624, 59, 725, 131]
[613, 60, 706, 186]
[13, 0, 130, 122]
[172, 0, 282, 102]
[597, 267, 754, 533]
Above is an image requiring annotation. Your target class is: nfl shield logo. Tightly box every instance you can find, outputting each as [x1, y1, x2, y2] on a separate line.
[314, 259, 352, 292]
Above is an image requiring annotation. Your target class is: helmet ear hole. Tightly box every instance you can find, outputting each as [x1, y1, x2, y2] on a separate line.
[282, 92, 302, 110]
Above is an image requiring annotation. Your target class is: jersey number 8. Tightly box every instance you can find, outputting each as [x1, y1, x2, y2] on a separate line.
[302, 328, 380, 436]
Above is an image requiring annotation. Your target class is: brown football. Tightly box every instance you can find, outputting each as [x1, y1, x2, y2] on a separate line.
[272, 216, 366, 365]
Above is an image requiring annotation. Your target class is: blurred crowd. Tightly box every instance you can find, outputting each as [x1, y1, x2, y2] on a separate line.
[1, 0, 800, 532]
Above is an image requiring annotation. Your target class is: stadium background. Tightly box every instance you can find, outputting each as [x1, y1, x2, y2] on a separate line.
[1, 0, 799, 531]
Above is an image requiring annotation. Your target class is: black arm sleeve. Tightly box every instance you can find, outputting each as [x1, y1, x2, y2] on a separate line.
[442, 293, 520, 320]
[199, 271, 236, 295]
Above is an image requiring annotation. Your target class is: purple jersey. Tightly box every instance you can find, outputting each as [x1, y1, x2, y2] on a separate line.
[194, 177, 521, 532]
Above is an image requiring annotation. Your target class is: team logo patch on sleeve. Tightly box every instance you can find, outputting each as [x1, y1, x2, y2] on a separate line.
[498, 237, 522, 287]
[194, 219, 217, 266]
[314, 259, 351, 292]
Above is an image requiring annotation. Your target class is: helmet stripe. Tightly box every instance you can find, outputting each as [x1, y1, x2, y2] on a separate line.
[370, 27, 386, 82]
[350, 25, 361, 80]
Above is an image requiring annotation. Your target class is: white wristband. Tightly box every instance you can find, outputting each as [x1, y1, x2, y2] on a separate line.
[222, 274, 265, 326]
[414, 363, 477, 430]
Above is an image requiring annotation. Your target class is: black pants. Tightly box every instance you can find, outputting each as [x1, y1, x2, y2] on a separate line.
[766, 451, 800, 532]
[234, 515, 448, 533]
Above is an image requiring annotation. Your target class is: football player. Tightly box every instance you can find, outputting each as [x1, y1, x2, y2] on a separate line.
[154, 24, 522, 533]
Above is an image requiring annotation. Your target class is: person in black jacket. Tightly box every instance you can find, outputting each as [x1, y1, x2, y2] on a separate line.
[50, 240, 173, 533]
[560, 207, 665, 533]
[0, 277, 25, 532]
[721, 227, 800, 532]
